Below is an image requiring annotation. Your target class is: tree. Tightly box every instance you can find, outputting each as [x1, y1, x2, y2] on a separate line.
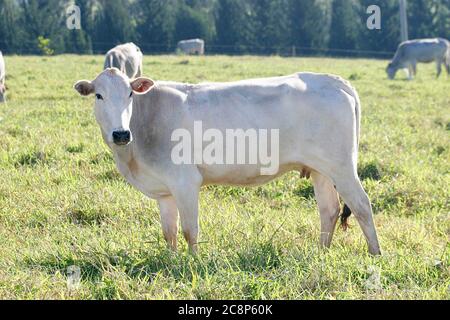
[289, 0, 332, 50]
[93, 0, 136, 52]
[408, 0, 450, 40]
[215, 0, 257, 53]
[19, 0, 67, 54]
[136, 0, 178, 52]
[0, 0, 24, 53]
[434, 0, 450, 39]
[329, 0, 361, 53]
[251, 0, 290, 54]
[0, 0, 448, 57]
[175, 3, 214, 43]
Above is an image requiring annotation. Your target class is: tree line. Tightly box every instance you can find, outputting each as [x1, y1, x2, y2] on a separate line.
[0, 0, 449, 57]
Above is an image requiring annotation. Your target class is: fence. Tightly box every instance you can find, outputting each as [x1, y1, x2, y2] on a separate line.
[0, 40, 395, 59]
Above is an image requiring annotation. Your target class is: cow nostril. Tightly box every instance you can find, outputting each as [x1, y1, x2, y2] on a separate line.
[112, 130, 131, 145]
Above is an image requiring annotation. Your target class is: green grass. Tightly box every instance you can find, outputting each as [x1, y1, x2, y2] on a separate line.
[0, 55, 448, 300]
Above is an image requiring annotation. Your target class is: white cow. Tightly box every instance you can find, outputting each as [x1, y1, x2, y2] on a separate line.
[104, 43, 143, 79]
[0, 51, 6, 103]
[74, 68, 381, 255]
[177, 39, 205, 55]
[387, 38, 450, 79]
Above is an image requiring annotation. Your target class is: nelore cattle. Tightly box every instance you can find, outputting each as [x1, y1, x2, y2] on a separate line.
[387, 38, 450, 80]
[104, 43, 143, 79]
[74, 68, 381, 255]
[177, 39, 205, 55]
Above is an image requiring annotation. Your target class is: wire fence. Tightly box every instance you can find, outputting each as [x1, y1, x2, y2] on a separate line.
[0, 40, 395, 59]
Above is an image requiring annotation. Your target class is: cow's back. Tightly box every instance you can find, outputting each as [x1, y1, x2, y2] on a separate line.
[401, 38, 448, 62]
[177, 72, 357, 152]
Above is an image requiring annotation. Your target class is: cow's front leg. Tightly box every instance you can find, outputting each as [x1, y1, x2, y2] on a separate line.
[169, 172, 202, 253]
[173, 188, 200, 253]
[407, 65, 414, 80]
[158, 195, 179, 251]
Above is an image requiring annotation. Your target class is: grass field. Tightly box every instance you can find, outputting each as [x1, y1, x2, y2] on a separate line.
[0, 55, 448, 299]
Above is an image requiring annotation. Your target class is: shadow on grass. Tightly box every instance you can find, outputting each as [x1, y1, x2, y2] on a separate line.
[358, 161, 402, 181]
[13, 150, 53, 167]
[66, 208, 107, 226]
[235, 242, 283, 272]
[90, 152, 113, 165]
[66, 143, 85, 154]
[96, 169, 123, 182]
[293, 183, 315, 199]
[24, 240, 285, 286]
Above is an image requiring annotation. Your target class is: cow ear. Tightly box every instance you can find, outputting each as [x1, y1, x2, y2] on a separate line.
[130, 77, 154, 95]
[74, 80, 95, 96]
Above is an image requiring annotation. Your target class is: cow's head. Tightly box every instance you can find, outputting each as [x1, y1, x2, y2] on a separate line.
[74, 68, 154, 146]
[386, 62, 397, 80]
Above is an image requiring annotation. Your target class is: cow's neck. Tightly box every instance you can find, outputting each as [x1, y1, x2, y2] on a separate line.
[109, 142, 142, 181]
[110, 143, 133, 164]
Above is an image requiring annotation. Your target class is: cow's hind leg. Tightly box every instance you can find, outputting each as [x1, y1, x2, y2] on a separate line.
[445, 55, 450, 75]
[311, 172, 340, 248]
[332, 170, 381, 255]
[411, 62, 417, 77]
[436, 59, 443, 78]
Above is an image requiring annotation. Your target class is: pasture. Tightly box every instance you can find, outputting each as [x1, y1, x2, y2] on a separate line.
[0, 55, 448, 299]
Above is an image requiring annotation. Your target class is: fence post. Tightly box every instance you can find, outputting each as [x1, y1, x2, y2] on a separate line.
[399, 0, 409, 42]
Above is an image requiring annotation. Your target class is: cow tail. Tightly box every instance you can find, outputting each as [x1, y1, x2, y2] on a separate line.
[340, 83, 361, 230]
[352, 84, 361, 149]
[340, 204, 352, 231]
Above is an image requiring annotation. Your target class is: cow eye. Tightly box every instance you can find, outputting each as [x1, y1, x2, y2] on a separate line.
[129, 92, 133, 98]
[95, 94, 103, 100]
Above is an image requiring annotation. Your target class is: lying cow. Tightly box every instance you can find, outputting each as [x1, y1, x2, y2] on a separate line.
[104, 43, 143, 79]
[387, 38, 450, 80]
[177, 39, 205, 55]
[0, 51, 5, 103]
[74, 68, 381, 255]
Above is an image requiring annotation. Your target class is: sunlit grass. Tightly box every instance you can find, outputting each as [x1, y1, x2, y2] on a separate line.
[0, 55, 448, 299]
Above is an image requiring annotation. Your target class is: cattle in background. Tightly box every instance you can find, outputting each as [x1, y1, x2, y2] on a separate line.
[104, 43, 143, 79]
[387, 38, 450, 80]
[0, 51, 6, 103]
[74, 68, 381, 256]
[177, 39, 205, 55]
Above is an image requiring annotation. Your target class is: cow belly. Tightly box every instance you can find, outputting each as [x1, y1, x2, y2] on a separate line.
[200, 163, 309, 187]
